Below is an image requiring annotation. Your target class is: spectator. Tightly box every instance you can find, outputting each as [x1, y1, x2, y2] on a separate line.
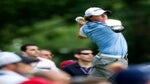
[59, 59, 77, 69]
[62, 48, 94, 77]
[20, 43, 59, 71]
[107, 62, 127, 73]
[0, 52, 39, 84]
[39, 49, 53, 60]
[20, 43, 39, 58]
[107, 62, 127, 83]
[112, 65, 150, 84]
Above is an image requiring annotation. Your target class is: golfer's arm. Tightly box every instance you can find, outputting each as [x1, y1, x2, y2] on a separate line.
[77, 24, 87, 39]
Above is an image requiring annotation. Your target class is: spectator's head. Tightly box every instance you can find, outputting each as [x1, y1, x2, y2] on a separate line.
[20, 43, 39, 57]
[59, 60, 77, 68]
[74, 48, 94, 62]
[39, 49, 53, 60]
[114, 67, 150, 84]
[108, 62, 127, 73]
[0, 52, 39, 75]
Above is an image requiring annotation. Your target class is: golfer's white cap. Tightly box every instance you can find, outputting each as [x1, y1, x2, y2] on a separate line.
[84, 7, 111, 17]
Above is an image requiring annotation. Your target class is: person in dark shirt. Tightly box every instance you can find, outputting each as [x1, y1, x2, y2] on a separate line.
[62, 48, 94, 77]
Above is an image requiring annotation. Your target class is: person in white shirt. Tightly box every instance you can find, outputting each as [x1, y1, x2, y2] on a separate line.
[39, 49, 53, 60]
[20, 43, 60, 72]
[34, 57, 59, 71]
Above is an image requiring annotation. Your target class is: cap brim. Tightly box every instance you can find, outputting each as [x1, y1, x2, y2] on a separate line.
[105, 10, 112, 14]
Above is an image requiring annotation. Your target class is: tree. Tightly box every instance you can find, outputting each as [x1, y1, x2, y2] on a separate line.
[0, 0, 149, 64]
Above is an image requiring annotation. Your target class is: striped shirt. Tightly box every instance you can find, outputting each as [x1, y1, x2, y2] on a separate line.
[80, 21, 127, 56]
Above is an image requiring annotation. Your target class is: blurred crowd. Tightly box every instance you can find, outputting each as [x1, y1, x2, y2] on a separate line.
[0, 43, 150, 84]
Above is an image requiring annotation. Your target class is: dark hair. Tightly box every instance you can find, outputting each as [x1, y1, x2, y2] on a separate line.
[20, 43, 37, 51]
[74, 48, 92, 54]
[84, 16, 93, 22]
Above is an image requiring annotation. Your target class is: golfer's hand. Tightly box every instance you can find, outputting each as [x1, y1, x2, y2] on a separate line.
[75, 16, 86, 25]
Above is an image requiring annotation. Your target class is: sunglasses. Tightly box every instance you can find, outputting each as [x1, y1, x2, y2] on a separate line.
[79, 53, 93, 55]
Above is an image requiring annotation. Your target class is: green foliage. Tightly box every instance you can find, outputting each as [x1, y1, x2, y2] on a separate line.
[0, 0, 149, 64]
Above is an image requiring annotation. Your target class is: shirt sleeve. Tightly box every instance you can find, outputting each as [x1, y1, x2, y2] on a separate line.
[79, 26, 87, 37]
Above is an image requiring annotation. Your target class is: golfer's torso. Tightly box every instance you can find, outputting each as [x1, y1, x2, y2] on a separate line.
[82, 22, 127, 56]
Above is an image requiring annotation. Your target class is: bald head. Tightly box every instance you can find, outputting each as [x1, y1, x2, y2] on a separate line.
[39, 49, 53, 60]
[108, 62, 127, 73]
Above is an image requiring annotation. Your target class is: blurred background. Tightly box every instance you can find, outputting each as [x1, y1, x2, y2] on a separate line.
[0, 0, 149, 65]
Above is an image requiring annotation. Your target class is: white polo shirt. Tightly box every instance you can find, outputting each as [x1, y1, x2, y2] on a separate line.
[32, 57, 60, 72]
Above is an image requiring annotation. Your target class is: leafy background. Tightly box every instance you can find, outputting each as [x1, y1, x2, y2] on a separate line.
[0, 0, 149, 65]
